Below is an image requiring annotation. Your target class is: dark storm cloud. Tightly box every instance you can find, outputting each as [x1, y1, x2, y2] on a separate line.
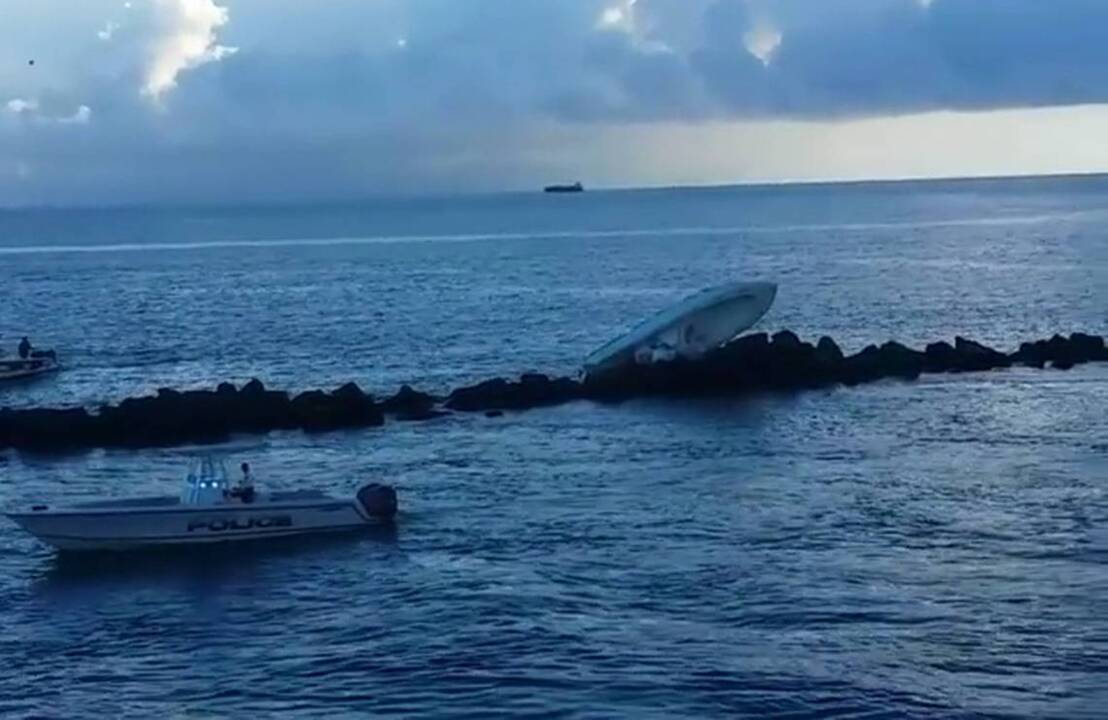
[623, 0, 1108, 119]
[3, 0, 1108, 204]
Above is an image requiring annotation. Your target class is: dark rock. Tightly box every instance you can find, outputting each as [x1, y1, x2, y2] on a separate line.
[953, 336, 1011, 371]
[924, 337, 1010, 373]
[0, 407, 96, 450]
[726, 332, 769, 354]
[1008, 334, 1106, 368]
[771, 330, 803, 350]
[837, 341, 923, 385]
[1052, 358, 1075, 370]
[877, 341, 924, 380]
[383, 384, 434, 412]
[291, 390, 333, 432]
[1045, 333, 1070, 354]
[235, 390, 296, 432]
[241, 378, 266, 396]
[329, 383, 385, 427]
[1011, 340, 1048, 368]
[711, 332, 776, 389]
[95, 389, 234, 447]
[291, 386, 383, 432]
[333, 381, 371, 403]
[842, 345, 884, 385]
[763, 330, 822, 388]
[216, 382, 237, 395]
[815, 336, 844, 364]
[1071, 332, 1107, 362]
[448, 374, 581, 411]
[447, 378, 510, 411]
[924, 341, 958, 372]
[383, 385, 447, 421]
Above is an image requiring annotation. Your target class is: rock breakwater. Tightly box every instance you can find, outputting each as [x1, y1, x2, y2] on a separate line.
[2, 331, 1103, 453]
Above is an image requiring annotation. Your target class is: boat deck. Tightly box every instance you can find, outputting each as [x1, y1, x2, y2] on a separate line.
[68, 489, 328, 510]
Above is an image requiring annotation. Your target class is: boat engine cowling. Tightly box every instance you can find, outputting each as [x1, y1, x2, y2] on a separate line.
[357, 483, 398, 520]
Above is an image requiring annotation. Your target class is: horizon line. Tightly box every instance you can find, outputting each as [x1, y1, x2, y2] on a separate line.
[3, 168, 1107, 214]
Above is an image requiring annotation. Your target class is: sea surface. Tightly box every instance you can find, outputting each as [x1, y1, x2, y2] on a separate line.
[1, 176, 1106, 718]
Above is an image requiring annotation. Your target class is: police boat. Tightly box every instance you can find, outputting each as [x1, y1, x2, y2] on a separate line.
[4, 457, 398, 552]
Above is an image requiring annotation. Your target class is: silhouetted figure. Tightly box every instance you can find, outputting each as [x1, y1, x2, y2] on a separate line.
[233, 462, 256, 503]
[18, 337, 31, 359]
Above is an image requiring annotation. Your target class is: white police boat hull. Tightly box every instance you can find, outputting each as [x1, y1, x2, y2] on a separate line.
[6, 491, 391, 552]
[5, 459, 398, 552]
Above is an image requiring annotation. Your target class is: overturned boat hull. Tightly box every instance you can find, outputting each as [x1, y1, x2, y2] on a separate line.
[584, 281, 777, 378]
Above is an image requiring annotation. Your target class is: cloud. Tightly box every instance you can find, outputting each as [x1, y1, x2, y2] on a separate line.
[5, 98, 90, 125]
[5, 98, 39, 115]
[58, 105, 93, 124]
[98, 20, 121, 41]
[586, 0, 1108, 119]
[743, 24, 782, 67]
[142, 0, 237, 101]
[597, 1, 638, 31]
[2, 0, 1108, 205]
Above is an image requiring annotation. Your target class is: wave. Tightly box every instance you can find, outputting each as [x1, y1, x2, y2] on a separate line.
[1, 209, 1104, 256]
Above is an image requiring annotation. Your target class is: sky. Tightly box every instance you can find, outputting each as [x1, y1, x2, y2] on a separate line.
[2, 0, 1108, 206]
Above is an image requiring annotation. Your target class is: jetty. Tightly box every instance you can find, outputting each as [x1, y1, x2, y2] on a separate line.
[1, 331, 1104, 453]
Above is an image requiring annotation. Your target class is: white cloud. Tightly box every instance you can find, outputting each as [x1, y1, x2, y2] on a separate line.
[744, 24, 782, 66]
[597, 0, 638, 32]
[5, 98, 39, 115]
[5, 98, 91, 125]
[58, 105, 93, 124]
[143, 0, 237, 102]
[98, 21, 121, 41]
[596, 0, 675, 54]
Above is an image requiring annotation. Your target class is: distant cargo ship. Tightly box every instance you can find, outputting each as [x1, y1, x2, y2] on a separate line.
[544, 181, 584, 193]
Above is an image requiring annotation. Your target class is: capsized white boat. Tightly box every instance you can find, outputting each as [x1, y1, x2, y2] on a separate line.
[583, 280, 777, 378]
[0, 354, 60, 382]
[5, 458, 398, 552]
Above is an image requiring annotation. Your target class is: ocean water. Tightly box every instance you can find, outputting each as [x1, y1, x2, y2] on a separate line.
[1, 176, 1106, 718]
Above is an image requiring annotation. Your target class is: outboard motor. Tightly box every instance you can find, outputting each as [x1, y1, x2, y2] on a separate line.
[357, 483, 398, 521]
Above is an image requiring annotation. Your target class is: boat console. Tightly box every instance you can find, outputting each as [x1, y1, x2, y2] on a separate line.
[182, 457, 234, 505]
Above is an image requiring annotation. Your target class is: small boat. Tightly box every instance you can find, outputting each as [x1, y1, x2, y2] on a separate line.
[544, 181, 584, 193]
[0, 353, 60, 382]
[583, 281, 778, 379]
[5, 457, 398, 552]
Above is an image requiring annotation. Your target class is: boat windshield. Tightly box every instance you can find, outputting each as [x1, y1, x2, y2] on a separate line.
[182, 456, 231, 505]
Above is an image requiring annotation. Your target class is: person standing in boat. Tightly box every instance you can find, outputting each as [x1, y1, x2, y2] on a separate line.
[18, 337, 31, 359]
[230, 462, 256, 503]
